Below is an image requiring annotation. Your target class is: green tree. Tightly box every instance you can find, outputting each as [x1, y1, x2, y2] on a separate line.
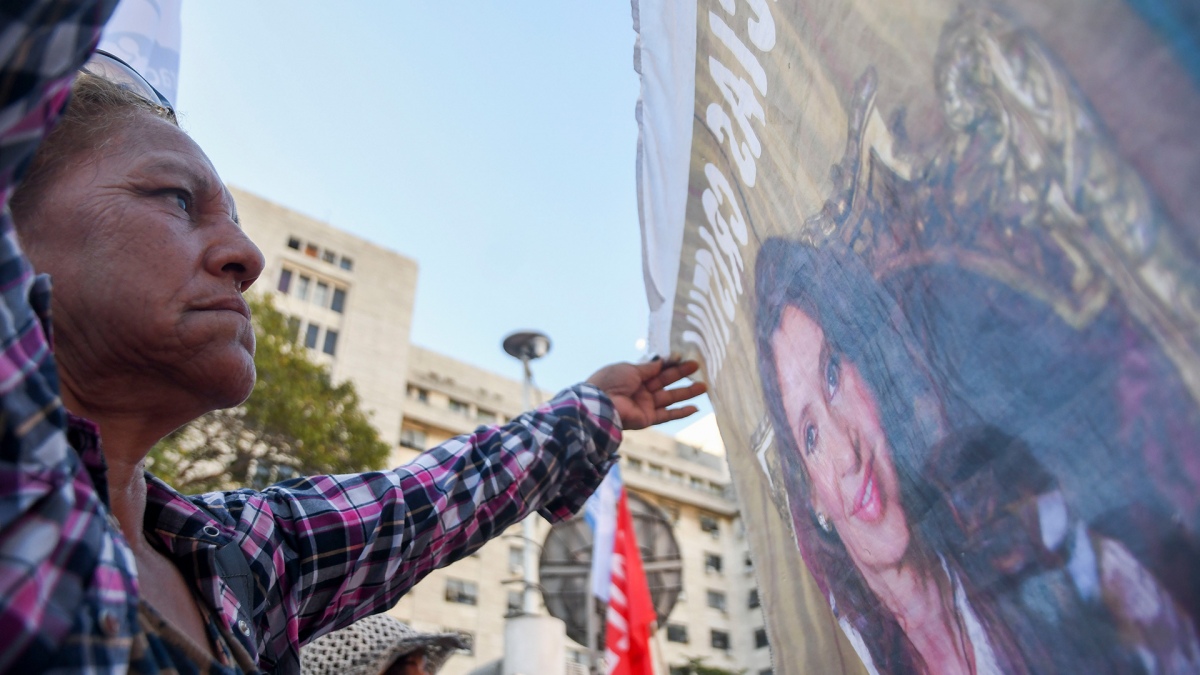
[149, 294, 390, 492]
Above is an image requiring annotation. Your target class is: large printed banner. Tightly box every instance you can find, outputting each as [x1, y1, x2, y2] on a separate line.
[634, 0, 1200, 672]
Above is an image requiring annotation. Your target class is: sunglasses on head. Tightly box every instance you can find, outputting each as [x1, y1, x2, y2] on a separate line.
[81, 49, 175, 119]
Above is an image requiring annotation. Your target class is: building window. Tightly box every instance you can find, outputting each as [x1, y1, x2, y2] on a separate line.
[711, 629, 730, 651]
[448, 399, 469, 415]
[286, 316, 301, 342]
[322, 329, 338, 356]
[400, 427, 426, 450]
[304, 243, 318, 258]
[627, 458, 643, 471]
[506, 590, 523, 617]
[407, 385, 429, 403]
[287, 236, 301, 250]
[690, 476, 706, 491]
[669, 470, 685, 484]
[666, 623, 689, 644]
[706, 590, 726, 612]
[755, 628, 769, 649]
[662, 505, 680, 523]
[313, 281, 329, 308]
[297, 275, 311, 301]
[647, 464, 664, 478]
[509, 546, 524, 574]
[699, 515, 720, 537]
[444, 579, 477, 606]
[749, 588, 760, 609]
[476, 408, 498, 425]
[331, 288, 347, 313]
[277, 268, 292, 293]
[304, 324, 320, 350]
[321, 249, 336, 264]
[704, 553, 723, 575]
[339, 256, 354, 271]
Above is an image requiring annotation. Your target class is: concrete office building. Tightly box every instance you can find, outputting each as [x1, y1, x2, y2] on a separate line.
[233, 186, 419, 449]
[235, 187, 772, 675]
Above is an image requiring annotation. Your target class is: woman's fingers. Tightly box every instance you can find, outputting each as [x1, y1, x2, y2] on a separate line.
[654, 380, 707, 407]
[657, 404, 700, 424]
[643, 359, 701, 392]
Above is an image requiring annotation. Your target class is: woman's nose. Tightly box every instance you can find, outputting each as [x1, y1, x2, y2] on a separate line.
[831, 413, 863, 478]
[206, 220, 265, 292]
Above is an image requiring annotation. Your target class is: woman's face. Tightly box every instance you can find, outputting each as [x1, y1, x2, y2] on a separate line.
[772, 304, 911, 571]
[22, 111, 265, 419]
[383, 650, 427, 675]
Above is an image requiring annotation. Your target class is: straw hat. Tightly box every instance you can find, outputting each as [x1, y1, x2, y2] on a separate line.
[301, 614, 469, 675]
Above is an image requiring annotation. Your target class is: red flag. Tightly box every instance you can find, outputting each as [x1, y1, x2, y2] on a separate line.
[604, 490, 655, 675]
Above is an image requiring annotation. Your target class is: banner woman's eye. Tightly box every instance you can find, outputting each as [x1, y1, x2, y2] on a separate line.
[825, 352, 841, 397]
[804, 423, 818, 454]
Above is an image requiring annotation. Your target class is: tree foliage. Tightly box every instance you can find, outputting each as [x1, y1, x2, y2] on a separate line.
[148, 294, 390, 492]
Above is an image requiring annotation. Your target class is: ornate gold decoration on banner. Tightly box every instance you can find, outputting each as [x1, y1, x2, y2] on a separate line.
[802, 6, 1200, 406]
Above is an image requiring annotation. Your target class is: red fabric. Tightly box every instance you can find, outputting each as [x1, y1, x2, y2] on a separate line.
[604, 491, 655, 675]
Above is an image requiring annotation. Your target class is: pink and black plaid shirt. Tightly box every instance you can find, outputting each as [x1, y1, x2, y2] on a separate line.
[0, 3, 622, 673]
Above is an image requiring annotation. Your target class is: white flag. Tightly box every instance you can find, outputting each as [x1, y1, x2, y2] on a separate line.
[583, 465, 623, 601]
[98, 0, 183, 105]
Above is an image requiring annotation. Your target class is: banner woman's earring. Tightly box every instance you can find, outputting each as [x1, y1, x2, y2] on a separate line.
[816, 512, 832, 532]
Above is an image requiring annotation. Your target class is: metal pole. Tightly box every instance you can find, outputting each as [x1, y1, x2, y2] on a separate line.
[586, 565, 598, 674]
[520, 357, 539, 616]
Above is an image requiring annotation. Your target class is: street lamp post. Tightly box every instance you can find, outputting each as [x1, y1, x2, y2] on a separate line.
[502, 330, 552, 616]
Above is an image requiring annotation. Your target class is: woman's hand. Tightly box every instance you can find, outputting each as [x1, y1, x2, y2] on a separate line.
[586, 359, 706, 430]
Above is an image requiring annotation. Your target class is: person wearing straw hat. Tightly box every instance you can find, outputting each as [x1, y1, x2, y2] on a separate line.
[301, 615, 467, 675]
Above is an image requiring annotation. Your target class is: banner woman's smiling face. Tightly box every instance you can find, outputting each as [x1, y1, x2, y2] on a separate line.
[772, 304, 911, 571]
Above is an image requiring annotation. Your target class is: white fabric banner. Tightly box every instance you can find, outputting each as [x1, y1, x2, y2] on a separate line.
[99, 0, 183, 105]
[632, 0, 698, 358]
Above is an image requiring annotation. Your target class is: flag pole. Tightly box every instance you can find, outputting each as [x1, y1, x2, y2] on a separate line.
[586, 565, 599, 674]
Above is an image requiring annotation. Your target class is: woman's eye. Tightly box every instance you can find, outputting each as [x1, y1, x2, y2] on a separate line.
[825, 352, 840, 396]
[165, 190, 190, 212]
[804, 423, 818, 454]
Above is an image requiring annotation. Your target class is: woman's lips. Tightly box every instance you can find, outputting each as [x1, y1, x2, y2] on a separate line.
[850, 459, 883, 523]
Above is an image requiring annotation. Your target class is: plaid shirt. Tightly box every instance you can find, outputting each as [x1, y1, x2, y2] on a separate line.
[0, 3, 623, 673]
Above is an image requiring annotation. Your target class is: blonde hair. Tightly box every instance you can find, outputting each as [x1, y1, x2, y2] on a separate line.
[11, 72, 178, 229]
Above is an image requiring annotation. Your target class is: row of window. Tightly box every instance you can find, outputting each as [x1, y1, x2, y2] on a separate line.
[444, 577, 528, 626]
[286, 236, 354, 271]
[445, 578, 477, 605]
[278, 267, 348, 313]
[664, 624, 769, 650]
[701, 587, 760, 612]
[625, 457, 725, 496]
[406, 386, 502, 424]
[399, 427, 427, 450]
[287, 317, 339, 356]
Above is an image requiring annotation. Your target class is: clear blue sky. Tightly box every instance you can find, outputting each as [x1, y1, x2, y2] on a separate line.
[176, 2, 709, 427]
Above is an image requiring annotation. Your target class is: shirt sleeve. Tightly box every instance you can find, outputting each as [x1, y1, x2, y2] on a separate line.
[0, 2, 126, 672]
[201, 382, 621, 662]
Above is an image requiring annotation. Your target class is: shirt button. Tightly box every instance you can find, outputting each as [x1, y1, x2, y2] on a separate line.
[202, 525, 220, 537]
[99, 609, 120, 637]
[238, 619, 251, 636]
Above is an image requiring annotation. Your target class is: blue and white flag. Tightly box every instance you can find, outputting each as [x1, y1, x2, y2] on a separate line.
[583, 464, 622, 601]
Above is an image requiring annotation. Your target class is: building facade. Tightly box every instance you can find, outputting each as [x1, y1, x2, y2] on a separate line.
[234, 186, 419, 448]
[393, 347, 773, 675]
[235, 187, 772, 674]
